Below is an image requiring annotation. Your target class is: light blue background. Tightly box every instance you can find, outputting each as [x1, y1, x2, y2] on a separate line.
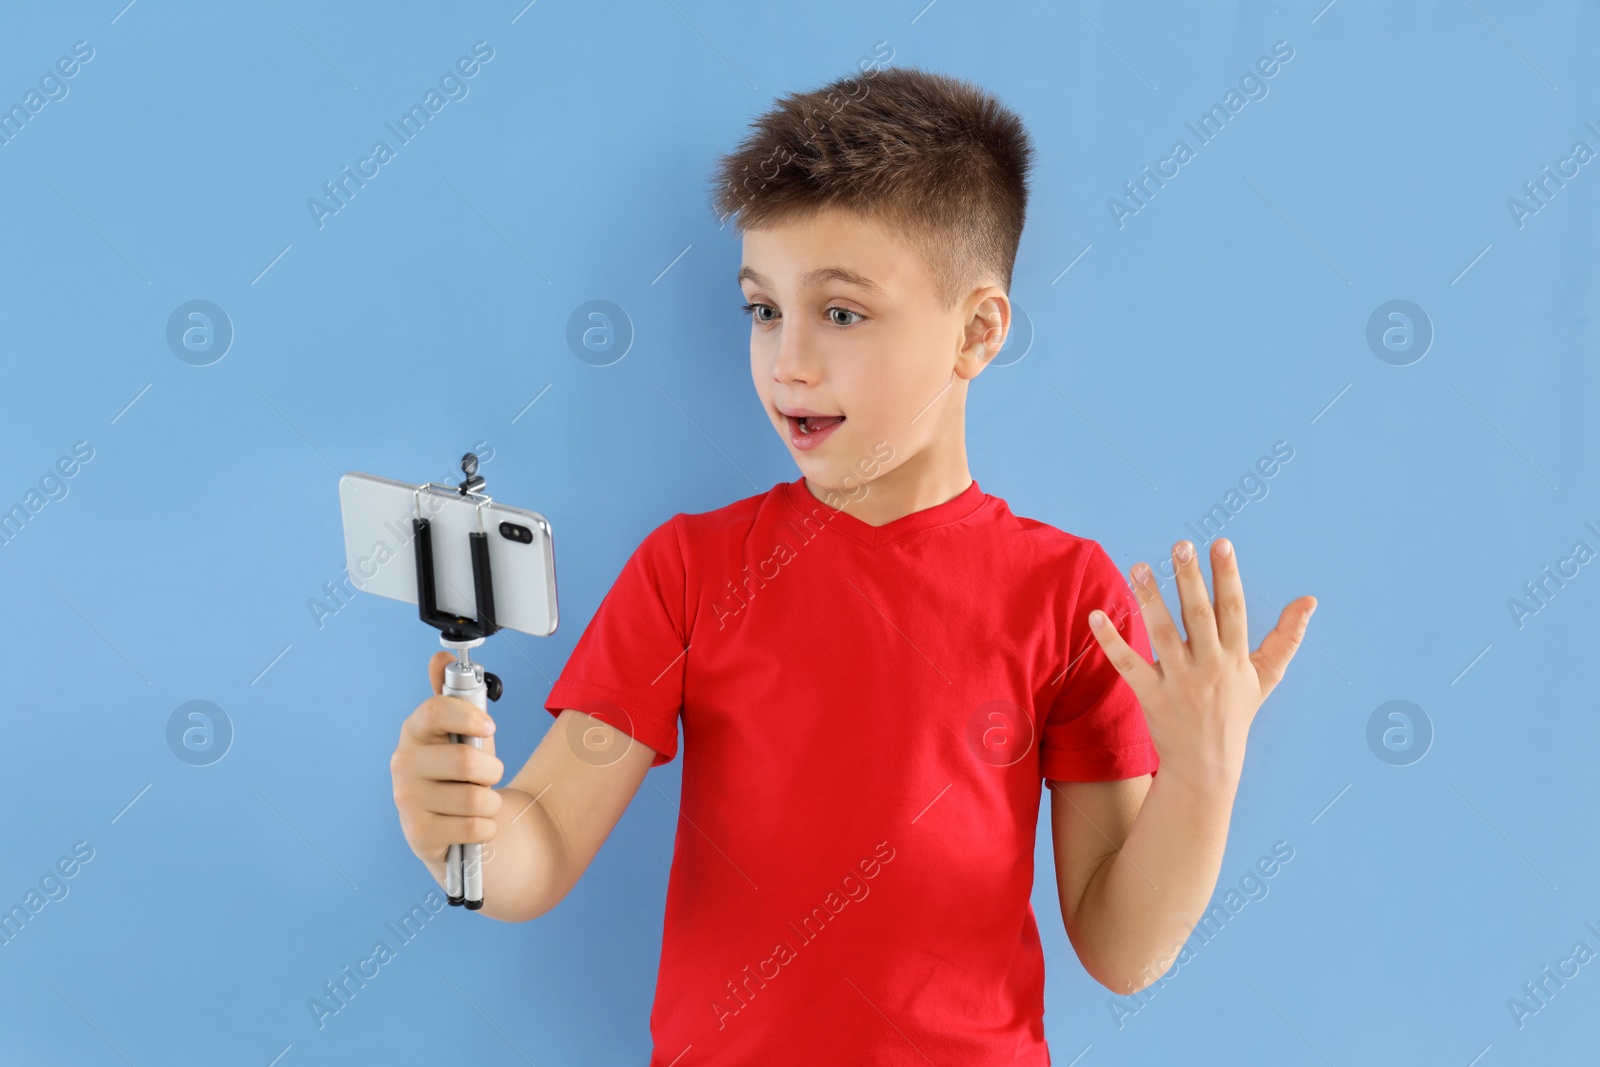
[1, 1, 1596, 1064]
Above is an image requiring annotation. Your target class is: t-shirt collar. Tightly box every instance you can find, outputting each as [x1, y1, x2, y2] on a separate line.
[782, 475, 988, 548]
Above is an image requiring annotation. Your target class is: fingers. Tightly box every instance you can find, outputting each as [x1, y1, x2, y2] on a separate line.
[424, 815, 500, 847]
[418, 816, 499, 850]
[1249, 595, 1318, 702]
[395, 804, 501, 853]
[1170, 540, 1219, 660]
[395, 732, 505, 787]
[405, 694, 497, 747]
[429, 650, 454, 696]
[415, 781, 503, 821]
[1209, 538, 1248, 655]
[1128, 561, 1185, 667]
[1087, 603, 1162, 701]
[391, 690, 506, 863]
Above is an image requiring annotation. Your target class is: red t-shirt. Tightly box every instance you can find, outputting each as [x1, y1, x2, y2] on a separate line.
[544, 475, 1158, 1065]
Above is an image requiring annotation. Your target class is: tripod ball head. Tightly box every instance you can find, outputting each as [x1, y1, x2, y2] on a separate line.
[458, 452, 486, 495]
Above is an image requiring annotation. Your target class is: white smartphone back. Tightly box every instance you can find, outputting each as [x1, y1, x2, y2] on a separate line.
[338, 471, 558, 637]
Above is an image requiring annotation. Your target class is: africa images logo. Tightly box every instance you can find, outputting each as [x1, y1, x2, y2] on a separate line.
[306, 41, 495, 230]
[709, 841, 896, 1032]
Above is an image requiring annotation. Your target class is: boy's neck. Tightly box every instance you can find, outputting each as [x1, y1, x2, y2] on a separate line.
[800, 456, 974, 528]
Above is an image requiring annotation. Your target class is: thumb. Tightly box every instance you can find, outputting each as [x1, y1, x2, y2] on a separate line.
[428, 650, 454, 696]
[1250, 595, 1317, 701]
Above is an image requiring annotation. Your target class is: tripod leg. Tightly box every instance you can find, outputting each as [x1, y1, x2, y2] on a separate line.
[442, 659, 489, 910]
[460, 740, 485, 910]
[446, 840, 463, 906]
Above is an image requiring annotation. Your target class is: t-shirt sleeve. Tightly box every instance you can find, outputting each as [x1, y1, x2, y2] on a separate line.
[543, 516, 689, 768]
[1039, 540, 1160, 783]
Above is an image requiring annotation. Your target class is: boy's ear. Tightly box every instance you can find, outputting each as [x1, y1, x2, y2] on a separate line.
[956, 287, 1010, 380]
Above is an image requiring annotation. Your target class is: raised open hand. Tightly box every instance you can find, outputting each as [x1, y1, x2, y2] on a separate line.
[1086, 537, 1316, 792]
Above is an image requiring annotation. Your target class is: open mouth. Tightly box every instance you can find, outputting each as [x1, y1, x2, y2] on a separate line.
[794, 415, 845, 435]
[783, 412, 846, 450]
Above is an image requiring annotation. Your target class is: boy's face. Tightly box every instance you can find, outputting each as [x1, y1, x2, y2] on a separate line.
[737, 206, 1008, 505]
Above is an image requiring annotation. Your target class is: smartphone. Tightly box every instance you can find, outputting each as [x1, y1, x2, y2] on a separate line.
[338, 471, 558, 637]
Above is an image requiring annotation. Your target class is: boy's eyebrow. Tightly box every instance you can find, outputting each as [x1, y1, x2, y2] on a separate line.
[737, 265, 884, 295]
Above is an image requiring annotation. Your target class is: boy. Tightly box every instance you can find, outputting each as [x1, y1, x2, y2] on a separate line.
[389, 66, 1317, 1065]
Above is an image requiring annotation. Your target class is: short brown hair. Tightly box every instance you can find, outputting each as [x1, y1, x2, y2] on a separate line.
[709, 65, 1034, 312]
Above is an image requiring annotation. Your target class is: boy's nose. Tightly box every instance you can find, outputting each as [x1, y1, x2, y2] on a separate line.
[771, 325, 821, 384]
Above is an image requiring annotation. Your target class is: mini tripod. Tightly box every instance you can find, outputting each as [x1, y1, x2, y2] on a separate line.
[413, 453, 504, 910]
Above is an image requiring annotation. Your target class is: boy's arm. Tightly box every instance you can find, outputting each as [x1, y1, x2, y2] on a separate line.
[475, 708, 657, 923]
[1051, 536, 1316, 993]
[1049, 771, 1234, 993]
[466, 517, 687, 921]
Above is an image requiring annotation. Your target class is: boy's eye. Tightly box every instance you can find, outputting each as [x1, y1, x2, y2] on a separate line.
[738, 302, 863, 327]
